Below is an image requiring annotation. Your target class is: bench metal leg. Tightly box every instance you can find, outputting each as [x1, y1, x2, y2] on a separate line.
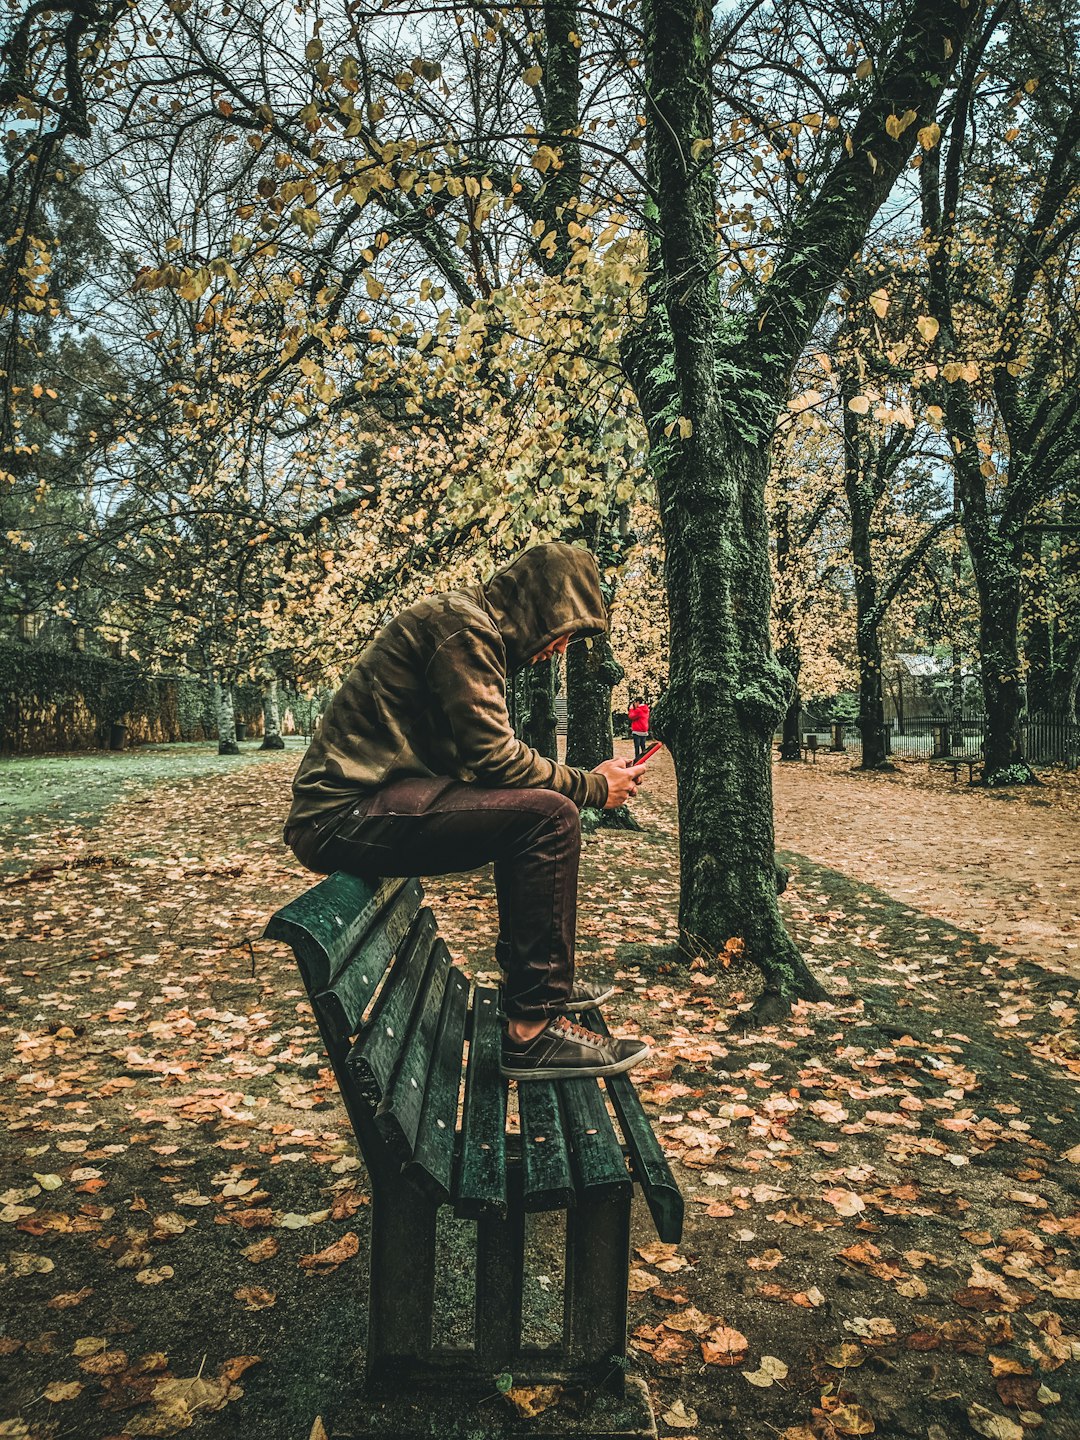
[566, 1189, 632, 1393]
[475, 1166, 526, 1371]
[366, 1175, 439, 1393]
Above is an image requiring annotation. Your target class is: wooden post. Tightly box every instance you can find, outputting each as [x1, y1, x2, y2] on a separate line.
[366, 1172, 439, 1392]
[474, 1165, 526, 1371]
[565, 1190, 631, 1392]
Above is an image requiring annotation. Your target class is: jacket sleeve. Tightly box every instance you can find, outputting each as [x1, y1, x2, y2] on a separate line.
[426, 623, 608, 809]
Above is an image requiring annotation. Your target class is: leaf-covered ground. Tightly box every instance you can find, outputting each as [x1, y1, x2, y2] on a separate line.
[0, 741, 1077, 1440]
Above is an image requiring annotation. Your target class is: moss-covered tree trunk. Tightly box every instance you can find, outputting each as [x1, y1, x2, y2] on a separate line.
[629, 0, 974, 1011]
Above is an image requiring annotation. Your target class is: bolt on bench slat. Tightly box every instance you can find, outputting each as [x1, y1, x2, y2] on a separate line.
[454, 985, 508, 1220]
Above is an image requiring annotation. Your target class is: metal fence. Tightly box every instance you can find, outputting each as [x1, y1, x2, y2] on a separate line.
[794, 711, 1079, 769]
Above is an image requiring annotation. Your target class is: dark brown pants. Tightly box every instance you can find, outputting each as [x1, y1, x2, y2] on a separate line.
[286, 777, 581, 1020]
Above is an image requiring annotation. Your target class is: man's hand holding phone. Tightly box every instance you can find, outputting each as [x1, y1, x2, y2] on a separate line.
[593, 742, 662, 809]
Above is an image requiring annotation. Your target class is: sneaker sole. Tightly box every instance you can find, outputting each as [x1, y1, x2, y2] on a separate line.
[500, 1045, 650, 1082]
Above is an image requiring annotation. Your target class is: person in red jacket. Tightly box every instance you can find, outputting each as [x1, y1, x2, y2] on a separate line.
[628, 698, 651, 761]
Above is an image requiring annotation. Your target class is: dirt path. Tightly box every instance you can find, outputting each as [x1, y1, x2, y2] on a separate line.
[774, 757, 1080, 974]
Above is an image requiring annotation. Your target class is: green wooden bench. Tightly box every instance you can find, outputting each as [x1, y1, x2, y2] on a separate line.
[265, 872, 683, 1437]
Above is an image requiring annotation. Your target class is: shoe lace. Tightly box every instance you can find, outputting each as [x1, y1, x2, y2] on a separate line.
[554, 1014, 602, 1045]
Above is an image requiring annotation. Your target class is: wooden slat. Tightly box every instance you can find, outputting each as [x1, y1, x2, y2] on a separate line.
[585, 1008, 684, 1243]
[310, 880, 423, 1037]
[559, 1079, 630, 1200]
[518, 1081, 574, 1212]
[264, 872, 405, 993]
[453, 985, 507, 1220]
[344, 908, 439, 1107]
[374, 941, 451, 1159]
[402, 968, 470, 1205]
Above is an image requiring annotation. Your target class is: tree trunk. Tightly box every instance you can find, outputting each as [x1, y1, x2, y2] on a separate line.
[856, 624, 892, 770]
[774, 502, 802, 761]
[514, 661, 558, 758]
[260, 675, 285, 750]
[842, 397, 893, 771]
[629, 0, 973, 1011]
[566, 631, 638, 830]
[778, 673, 803, 762]
[215, 682, 239, 756]
[973, 532, 1036, 783]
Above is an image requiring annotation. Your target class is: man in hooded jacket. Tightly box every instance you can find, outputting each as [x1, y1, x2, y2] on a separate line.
[283, 542, 649, 1080]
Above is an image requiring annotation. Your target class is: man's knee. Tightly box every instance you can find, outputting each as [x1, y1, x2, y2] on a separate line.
[516, 789, 581, 853]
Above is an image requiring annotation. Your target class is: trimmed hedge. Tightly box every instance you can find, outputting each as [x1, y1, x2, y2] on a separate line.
[0, 643, 308, 755]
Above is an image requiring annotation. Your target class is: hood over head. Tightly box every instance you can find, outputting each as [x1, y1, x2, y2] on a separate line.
[481, 542, 607, 669]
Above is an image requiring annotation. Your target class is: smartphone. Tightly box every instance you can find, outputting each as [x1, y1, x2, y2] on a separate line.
[634, 741, 663, 766]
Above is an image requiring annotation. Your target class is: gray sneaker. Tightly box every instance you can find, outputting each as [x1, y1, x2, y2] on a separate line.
[501, 1015, 650, 1082]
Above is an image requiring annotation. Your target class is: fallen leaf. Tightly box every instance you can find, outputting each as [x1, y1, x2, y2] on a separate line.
[823, 1188, 866, 1217]
[743, 1354, 789, 1387]
[965, 1403, 1023, 1440]
[661, 1398, 698, 1429]
[504, 1384, 561, 1418]
[242, 1235, 279, 1263]
[823, 1342, 865, 1368]
[42, 1380, 83, 1402]
[235, 1286, 276, 1311]
[298, 1231, 359, 1272]
[825, 1400, 876, 1434]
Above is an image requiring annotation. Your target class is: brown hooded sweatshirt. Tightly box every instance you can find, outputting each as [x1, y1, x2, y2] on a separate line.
[286, 542, 610, 827]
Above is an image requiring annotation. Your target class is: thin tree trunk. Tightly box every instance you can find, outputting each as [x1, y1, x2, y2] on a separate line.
[215, 682, 239, 756]
[515, 661, 558, 758]
[566, 631, 638, 830]
[774, 502, 803, 762]
[260, 675, 285, 750]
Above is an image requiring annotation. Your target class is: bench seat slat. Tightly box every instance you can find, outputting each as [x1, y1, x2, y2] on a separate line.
[586, 1008, 684, 1244]
[374, 940, 451, 1159]
[402, 968, 470, 1205]
[454, 985, 507, 1220]
[518, 1081, 574, 1212]
[316, 879, 423, 1036]
[343, 908, 439, 1107]
[264, 873, 404, 994]
[560, 1078, 631, 1199]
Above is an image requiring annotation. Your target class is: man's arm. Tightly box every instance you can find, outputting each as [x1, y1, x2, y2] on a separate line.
[426, 623, 609, 808]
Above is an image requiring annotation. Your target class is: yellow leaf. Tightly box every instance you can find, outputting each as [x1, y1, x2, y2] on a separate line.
[690, 138, 713, 160]
[504, 1384, 561, 1418]
[364, 273, 384, 300]
[885, 109, 917, 140]
[44, 1381, 84, 1402]
[918, 122, 941, 150]
[847, 395, 871, 415]
[869, 287, 889, 318]
[522, 66, 542, 86]
[855, 58, 873, 79]
[916, 315, 939, 343]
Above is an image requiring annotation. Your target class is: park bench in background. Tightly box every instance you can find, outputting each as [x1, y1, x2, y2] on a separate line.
[265, 872, 683, 1439]
[930, 755, 984, 784]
